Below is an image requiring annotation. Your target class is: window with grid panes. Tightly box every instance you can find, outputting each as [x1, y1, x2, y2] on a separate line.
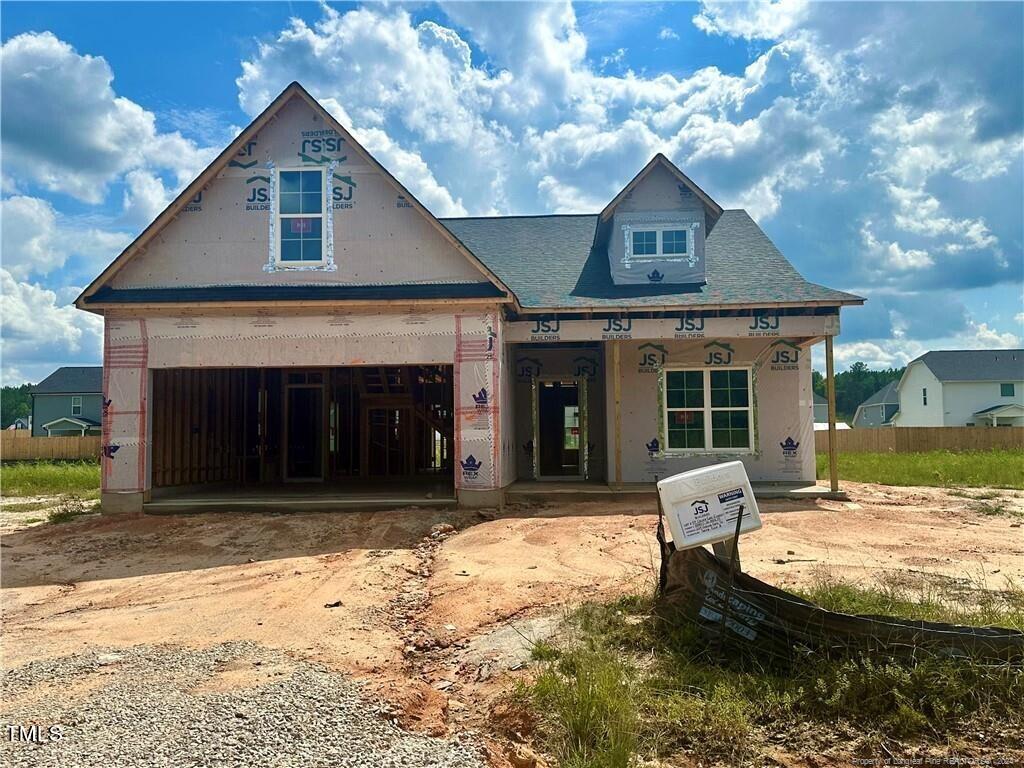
[664, 368, 752, 451]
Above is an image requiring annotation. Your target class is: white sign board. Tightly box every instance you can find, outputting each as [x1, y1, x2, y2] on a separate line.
[657, 461, 762, 550]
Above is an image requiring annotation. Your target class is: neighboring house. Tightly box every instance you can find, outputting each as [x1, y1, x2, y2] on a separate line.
[31, 367, 103, 437]
[812, 392, 828, 423]
[811, 392, 850, 430]
[75, 82, 863, 513]
[852, 381, 899, 428]
[6, 417, 31, 431]
[891, 350, 1024, 427]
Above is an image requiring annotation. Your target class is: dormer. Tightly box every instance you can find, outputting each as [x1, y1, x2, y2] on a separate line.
[598, 154, 723, 286]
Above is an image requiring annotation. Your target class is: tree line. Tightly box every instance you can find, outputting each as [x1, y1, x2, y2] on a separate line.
[812, 362, 904, 422]
[1, 384, 32, 428]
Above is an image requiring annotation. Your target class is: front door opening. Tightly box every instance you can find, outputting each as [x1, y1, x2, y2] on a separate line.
[538, 380, 581, 477]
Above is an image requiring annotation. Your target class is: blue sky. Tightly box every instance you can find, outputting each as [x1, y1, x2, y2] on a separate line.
[2, 1, 1022, 384]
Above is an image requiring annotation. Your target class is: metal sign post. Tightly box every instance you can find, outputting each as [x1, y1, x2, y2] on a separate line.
[715, 503, 745, 662]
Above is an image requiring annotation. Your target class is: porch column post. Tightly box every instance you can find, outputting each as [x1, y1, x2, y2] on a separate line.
[825, 335, 839, 493]
[612, 340, 622, 488]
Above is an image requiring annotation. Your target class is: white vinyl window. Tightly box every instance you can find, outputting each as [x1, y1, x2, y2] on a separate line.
[628, 227, 689, 261]
[71, 395, 82, 416]
[277, 168, 325, 265]
[664, 367, 753, 452]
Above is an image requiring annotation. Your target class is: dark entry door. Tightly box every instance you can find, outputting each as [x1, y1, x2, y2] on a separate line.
[538, 381, 580, 477]
[286, 386, 324, 480]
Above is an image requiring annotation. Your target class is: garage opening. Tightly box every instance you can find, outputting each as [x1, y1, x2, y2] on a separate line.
[150, 366, 454, 499]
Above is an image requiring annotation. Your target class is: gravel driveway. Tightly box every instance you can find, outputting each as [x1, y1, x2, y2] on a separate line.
[1, 642, 487, 768]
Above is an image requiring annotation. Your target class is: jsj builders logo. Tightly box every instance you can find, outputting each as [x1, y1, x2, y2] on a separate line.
[527, 319, 560, 341]
[299, 130, 346, 164]
[516, 356, 543, 380]
[769, 340, 801, 371]
[245, 173, 272, 211]
[601, 318, 632, 340]
[230, 140, 259, 170]
[573, 356, 598, 380]
[674, 315, 705, 339]
[331, 173, 356, 210]
[746, 313, 781, 337]
[637, 343, 667, 374]
[704, 341, 734, 365]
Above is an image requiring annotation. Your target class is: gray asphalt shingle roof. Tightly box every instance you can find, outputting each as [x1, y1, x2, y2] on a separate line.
[441, 210, 861, 310]
[914, 350, 1024, 382]
[860, 381, 900, 407]
[32, 366, 103, 394]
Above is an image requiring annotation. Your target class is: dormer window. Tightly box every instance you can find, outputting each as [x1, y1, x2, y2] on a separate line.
[278, 168, 324, 264]
[626, 226, 690, 262]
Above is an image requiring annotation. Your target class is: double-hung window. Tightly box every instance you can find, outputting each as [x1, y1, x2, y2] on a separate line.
[664, 368, 752, 451]
[71, 395, 82, 417]
[278, 168, 324, 264]
[629, 228, 688, 260]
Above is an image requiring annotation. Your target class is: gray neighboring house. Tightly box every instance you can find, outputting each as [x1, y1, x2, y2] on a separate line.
[852, 381, 899, 428]
[813, 392, 828, 423]
[31, 367, 104, 436]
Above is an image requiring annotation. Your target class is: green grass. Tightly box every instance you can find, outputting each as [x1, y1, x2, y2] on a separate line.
[798, 571, 1024, 631]
[817, 449, 1024, 489]
[518, 583, 1024, 767]
[1, 460, 100, 498]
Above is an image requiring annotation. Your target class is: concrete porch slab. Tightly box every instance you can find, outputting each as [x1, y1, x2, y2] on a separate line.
[506, 480, 848, 505]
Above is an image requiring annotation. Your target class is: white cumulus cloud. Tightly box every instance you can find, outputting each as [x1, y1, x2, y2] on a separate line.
[0, 31, 217, 204]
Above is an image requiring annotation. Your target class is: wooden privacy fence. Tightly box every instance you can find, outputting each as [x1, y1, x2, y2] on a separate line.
[815, 427, 1024, 454]
[0, 434, 101, 461]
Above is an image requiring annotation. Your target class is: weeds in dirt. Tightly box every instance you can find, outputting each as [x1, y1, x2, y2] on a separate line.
[520, 583, 1024, 767]
[47, 495, 94, 524]
[530, 640, 562, 662]
[2, 460, 100, 498]
[815, 450, 1024, 489]
[949, 489, 1001, 500]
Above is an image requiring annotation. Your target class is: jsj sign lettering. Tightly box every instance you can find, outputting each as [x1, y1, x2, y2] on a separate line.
[507, 315, 838, 343]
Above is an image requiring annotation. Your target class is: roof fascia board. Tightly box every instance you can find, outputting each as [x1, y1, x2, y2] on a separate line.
[42, 417, 92, 429]
[599, 153, 724, 223]
[512, 299, 862, 314]
[82, 298, 507, 317]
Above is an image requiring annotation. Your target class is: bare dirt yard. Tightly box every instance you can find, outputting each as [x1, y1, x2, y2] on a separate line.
[2, 483, 1022, 766]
